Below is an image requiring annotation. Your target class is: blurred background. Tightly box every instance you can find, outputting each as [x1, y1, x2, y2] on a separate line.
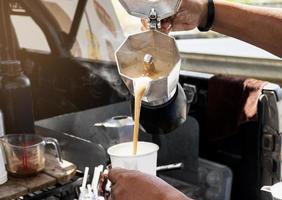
[12, 0, 282, 88]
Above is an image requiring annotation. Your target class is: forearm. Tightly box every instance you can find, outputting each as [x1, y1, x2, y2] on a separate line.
[211, 0, 282, 57]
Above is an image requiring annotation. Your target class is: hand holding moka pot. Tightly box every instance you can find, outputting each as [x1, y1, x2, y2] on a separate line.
[115, 0, 187, 134]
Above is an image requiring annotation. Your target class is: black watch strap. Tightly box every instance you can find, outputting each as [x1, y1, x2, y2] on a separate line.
[198, 0, 215, 32]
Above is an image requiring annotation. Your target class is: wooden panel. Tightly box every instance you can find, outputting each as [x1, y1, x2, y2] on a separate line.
[0, 154, 77, 199]
[0, 180, 27, 200]
[44, 154, 77, 184]
[9, 173, 56, 192]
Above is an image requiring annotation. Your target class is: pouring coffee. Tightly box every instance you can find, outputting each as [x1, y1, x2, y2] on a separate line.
[115, 0, 186, 136]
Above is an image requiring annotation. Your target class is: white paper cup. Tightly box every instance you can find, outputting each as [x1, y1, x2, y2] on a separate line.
[0, 172, 7, 185]
[107, 142, 159, 176]
[0, 144, 7, 185]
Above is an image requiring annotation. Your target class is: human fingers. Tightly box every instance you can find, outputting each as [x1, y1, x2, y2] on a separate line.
[160, 17, 173, 33]
[174, 10, 189, 22]
[171, 22, 195, 31]
[108, 167, 128, 184]
[160, 26, 171, 34]
[161, 22, 172, 33]
[141, 18, 149, 31]
[161, 11, 189, 33]
[109, 183, 123, 200]
[141, 26, 149, 32]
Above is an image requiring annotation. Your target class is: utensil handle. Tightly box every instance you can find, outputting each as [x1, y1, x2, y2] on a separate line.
[261, 186, 271, 192]
[45, 137, 63, 163]
[157, 162, 183, 172]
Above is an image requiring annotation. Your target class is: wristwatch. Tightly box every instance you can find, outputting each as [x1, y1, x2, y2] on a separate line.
[198, 0, 215, 32]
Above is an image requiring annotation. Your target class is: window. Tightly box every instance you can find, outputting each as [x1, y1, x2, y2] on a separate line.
[111, 0, 140, 36]
[72, 0, 124, 61]
[41, 0, 124, 62]
[41, 0, 78, 34]
[11, 16, 51, 52]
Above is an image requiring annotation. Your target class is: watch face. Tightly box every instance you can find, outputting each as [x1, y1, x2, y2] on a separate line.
[93, 0, 117, 37]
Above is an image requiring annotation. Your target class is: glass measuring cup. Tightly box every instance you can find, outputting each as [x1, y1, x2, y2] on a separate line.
[0, 134, 62, 177]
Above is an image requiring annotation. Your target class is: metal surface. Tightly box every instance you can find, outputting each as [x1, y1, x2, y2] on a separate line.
[94, 116, 134, 128]
[180, 52, 282, 85]
[155, 114, 199, 184]
[143, 54, 156, 75]
[117, 0, 182, 106]
[138, 84, 187, 134]
[260, 84, 282, 199]
[36, 101, 197, 181]
[119, 0, 181, 21]
[116, 30, 181, 106]
[263, 83, 282, 101]
[160, 158, 233, 200]
[94, 116, 134, 147]
[148, 8, 161, 29]
[35, 100, 236, 199]
[19, 171, 83, 200]
[35, 126, 108, 171]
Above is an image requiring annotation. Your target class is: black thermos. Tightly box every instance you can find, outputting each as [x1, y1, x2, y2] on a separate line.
[0, 60, 35, 134]
[0, 0, 34, 134]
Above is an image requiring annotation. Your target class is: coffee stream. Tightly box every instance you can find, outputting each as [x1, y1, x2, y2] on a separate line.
[132, 77, 149, 155]
[132, 54, 160, 155]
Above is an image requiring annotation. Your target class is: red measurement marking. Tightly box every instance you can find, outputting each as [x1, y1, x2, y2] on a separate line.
[22, 142, 28, 171]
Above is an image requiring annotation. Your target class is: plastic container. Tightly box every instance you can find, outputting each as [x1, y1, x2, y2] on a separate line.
[107, 141, 159, 175]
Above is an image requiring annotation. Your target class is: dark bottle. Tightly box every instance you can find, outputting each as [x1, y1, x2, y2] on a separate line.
[0, 60, 35, 134]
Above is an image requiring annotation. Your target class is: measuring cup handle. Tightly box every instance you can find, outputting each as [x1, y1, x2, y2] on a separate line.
[45, 137, 63, 163]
